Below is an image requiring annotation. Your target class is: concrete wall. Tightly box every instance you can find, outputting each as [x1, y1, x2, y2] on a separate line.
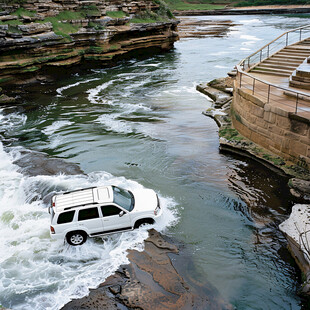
[232, 86, 310, 170]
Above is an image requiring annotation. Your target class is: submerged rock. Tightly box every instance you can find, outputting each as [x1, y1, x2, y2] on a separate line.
[13, 149, 84, 176]
[61, 229, 233, 310]
[289, 178, 310, 202]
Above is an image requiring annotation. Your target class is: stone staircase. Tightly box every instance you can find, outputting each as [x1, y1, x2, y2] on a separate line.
[289, 57, 310, 90]
[250, 39, 310, 77]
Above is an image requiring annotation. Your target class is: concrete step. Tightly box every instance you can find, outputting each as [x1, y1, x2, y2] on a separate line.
[250, 68, 290, 77]
[272, 53, 307, 61]
[287, 45, 310, 51]
[265, 59, 301, 66]
[284, 48, 310, 54]
[258, 63, 297, 71]
[284, 46, 310, 51]
[290, 81, 310, 90]
[277, 51, 309, 58]
[291, 72, 310, 83]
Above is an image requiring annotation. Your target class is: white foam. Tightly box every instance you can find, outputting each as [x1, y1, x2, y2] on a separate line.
[87, 80, 115, 104]
[96, 113, 132, 134]
[0, 147, 178, 309]
[56, 78, 100, 97]
[42, 120, 74, 136]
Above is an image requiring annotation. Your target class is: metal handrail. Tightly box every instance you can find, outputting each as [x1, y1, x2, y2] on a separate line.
[236, 24, 310, 115]
[239, 24, 310, 70]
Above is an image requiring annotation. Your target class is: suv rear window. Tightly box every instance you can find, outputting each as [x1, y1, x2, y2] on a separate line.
[78, 207, 99, 221]
[57, 211, 75, 224]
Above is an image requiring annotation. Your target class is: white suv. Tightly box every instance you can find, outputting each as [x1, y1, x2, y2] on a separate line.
[49, 185, 162, 246]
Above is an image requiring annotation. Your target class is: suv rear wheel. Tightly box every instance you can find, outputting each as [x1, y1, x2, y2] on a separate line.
[66, 231, 87, 246]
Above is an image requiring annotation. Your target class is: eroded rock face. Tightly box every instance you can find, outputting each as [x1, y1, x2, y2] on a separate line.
[279, 204, 310, 295]
[18, 22, 53, 34]
[61, 229, 233, 310]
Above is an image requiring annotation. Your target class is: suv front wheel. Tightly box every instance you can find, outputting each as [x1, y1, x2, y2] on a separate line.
[66, 231, 87, 246]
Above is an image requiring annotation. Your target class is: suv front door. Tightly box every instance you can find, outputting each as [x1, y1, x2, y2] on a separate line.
[101, 205, 131, 232]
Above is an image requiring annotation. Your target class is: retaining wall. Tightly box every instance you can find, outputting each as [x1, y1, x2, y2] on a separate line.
[232, 85, 310, 170]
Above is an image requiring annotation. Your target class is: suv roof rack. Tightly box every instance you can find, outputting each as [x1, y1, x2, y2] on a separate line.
[52, 186, 113, 213]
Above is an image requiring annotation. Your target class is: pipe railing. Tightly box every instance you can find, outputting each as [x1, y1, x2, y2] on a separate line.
[236, 24, 310, 116]
[240, 24, 310, 71]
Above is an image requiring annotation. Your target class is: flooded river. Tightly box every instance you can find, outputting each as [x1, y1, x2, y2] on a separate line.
[0, 14, 309, 310]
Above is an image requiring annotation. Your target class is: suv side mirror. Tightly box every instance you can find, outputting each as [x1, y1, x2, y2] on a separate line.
[119, 211, 125, 217]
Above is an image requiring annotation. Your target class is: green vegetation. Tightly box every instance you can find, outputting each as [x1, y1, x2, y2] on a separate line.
[82, 5, 101, 17]
[219, 127, 243, 141]
[38, 16, 79, 40]
[12, 8, 37, 17]
[86, 46, 104, 54]
[88, 21, 105, 30]
[163, 0, 225, 11]
[56, 11, 85, 20]
[106, 11, 127, 18]
[235, 0, 310, 6]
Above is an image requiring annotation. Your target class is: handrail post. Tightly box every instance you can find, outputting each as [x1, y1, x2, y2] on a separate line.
[260, 50, 262, 62]
[267, 45, 269, 58]
[240, 71, 242, 88]
[248, 57, 250, 69]
[295, 93, 299, 114]
[286, 32, 288, 46]
[300, 28, 302, 41]
[267, 84, 270, 103]
[253, 78, 255, 95]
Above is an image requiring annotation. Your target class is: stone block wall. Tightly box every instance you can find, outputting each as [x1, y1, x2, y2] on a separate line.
[232, 85, 310, 170]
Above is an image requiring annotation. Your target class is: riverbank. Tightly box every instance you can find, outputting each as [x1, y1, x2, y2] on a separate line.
[173, 4, 310, 16]
[197, 76, 310, 294]
[197, 77, 310, 192]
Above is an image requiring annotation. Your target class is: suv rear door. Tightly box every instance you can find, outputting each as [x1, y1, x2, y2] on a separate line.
[77, 206, 104, 236]
[101, 205, 132, 233]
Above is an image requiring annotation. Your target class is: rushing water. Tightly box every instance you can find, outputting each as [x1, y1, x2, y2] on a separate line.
[1, 14, 310, 310]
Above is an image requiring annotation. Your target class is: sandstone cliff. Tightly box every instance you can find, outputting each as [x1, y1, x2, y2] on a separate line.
[0, 0, 179, 90]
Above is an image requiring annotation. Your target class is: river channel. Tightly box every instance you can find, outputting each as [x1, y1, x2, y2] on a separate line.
[0, 14, 309, 310]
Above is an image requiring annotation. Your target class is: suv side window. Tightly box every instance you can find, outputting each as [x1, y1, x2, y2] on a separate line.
[101, 205, 122, 217]
[57, 210, 75, 224]
[78, 207, 99, 221]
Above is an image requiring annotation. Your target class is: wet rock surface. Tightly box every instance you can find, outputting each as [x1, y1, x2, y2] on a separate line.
[289, 178, 310, 202]
[13, 148, 84, 176]
[177, 18, 237, 39]
[61, 229, 232, 310]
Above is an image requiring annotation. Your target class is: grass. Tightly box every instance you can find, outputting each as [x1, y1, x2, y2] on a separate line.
[235, 0, 310, 6]
[106, 11, 127, 18]
[163, 0, 226, 11]
[219, 127, 243, 141]
[56, 11, 85, 20]
[38, 16, 80, 39]
[12, 8, 37, 17]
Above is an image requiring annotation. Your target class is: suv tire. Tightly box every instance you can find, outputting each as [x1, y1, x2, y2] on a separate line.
[66, 231, 87, 246]
[134, 218, 154, 229]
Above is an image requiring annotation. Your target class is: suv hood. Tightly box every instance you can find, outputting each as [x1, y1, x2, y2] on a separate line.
[132, 189, 157, 213]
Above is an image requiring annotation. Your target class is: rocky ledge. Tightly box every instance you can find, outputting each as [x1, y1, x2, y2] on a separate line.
[0, 0, 179, 91]
[61, 229, 232, 310]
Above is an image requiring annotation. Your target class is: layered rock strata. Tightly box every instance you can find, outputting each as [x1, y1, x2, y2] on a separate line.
[61, 229, 233, 310]
[0, 0, 179, 87]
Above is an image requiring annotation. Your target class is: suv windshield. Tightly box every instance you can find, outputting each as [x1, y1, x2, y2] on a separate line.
[112, 186, 134, 211]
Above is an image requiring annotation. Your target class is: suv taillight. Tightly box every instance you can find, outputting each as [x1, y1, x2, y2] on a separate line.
[50, 226, 55, 234]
